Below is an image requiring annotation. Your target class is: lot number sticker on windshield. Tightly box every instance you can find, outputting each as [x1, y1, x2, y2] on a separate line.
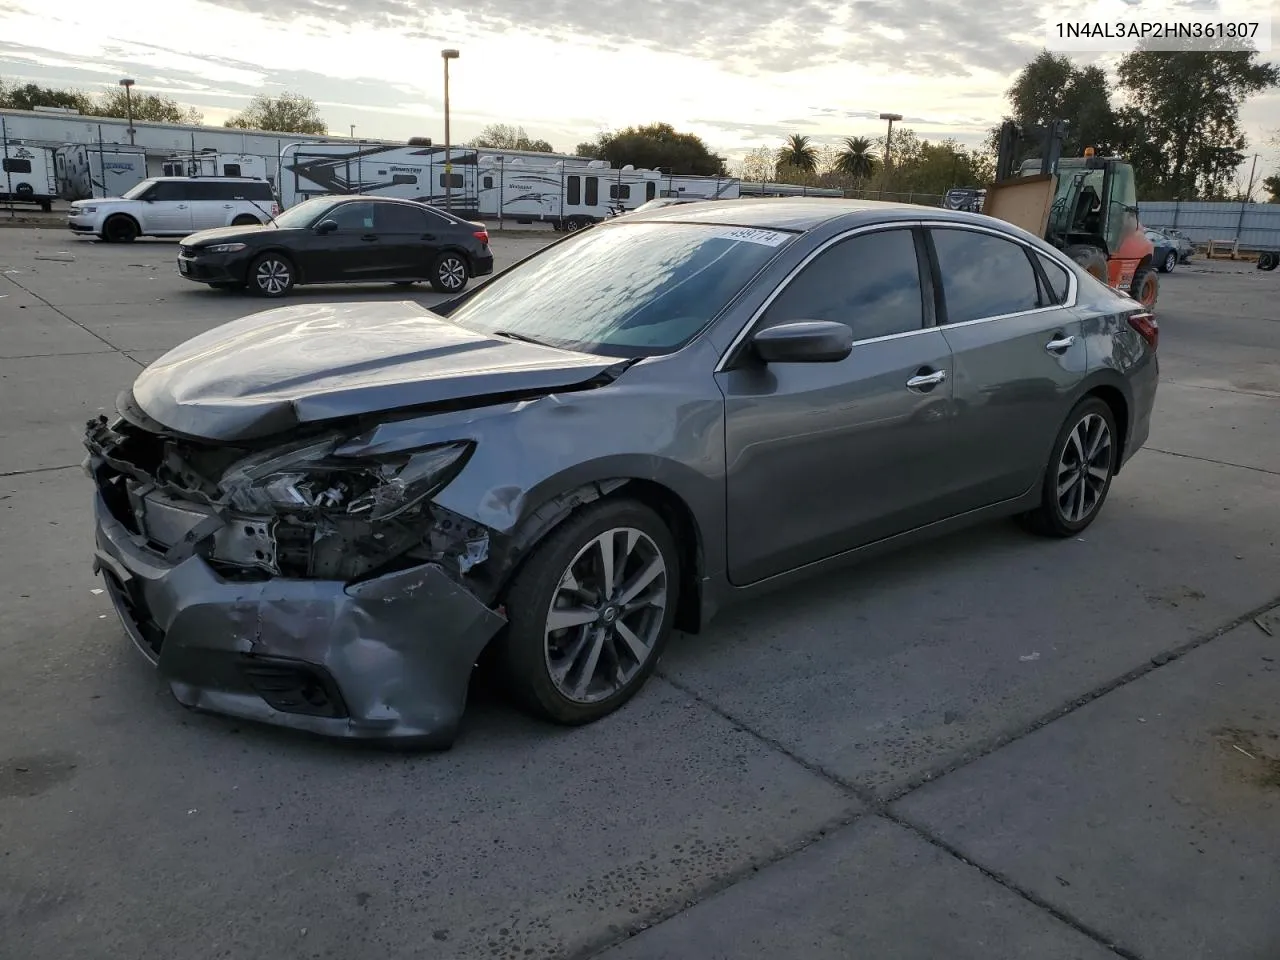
[716, 227, 790, 247]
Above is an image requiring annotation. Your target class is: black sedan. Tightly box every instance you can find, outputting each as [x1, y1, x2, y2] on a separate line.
[176, 195, 494, 297]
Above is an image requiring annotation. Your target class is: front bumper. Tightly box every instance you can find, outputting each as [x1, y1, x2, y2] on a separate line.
[68, 215, 99, 235]
[176, 248, 249, 284]
[92, 492, 506, 746]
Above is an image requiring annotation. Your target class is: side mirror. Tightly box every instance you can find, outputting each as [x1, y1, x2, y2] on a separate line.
[315, 219, 338, 235]
[751, 320, 853, 364]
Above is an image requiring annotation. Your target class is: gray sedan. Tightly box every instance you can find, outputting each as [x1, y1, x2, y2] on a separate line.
[84, 199, 1159, 747]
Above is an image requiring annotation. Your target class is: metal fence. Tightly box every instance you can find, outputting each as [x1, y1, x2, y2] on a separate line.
[1138, 200, 1280, 251]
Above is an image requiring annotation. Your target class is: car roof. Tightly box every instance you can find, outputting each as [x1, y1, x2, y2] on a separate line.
[625, 197, 1018, 233]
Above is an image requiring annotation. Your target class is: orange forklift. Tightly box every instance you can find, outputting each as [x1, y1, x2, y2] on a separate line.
[985, 119, 1159, 308]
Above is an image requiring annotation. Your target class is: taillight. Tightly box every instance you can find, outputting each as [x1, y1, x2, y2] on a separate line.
[473, 229, 489, 245]
[1128, 311, 1158, 350]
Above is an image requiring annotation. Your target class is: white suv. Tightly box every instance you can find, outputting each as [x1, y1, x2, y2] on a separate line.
[68, 177, 279, 243]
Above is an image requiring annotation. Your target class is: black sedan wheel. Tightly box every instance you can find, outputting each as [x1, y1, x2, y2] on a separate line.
[250, 254, 294, 298]
[1160, 250, 1176, 273]
[497, 498, 679, 725]
[1018, 397, 1117, 538]
[430, 252, 469, 294]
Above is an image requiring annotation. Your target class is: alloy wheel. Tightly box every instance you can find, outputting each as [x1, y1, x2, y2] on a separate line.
[1056, 412, 1112, 523]
[255, 258, 291, 295]
[438, 256, 466, 290]
[543, 527, 669, 705]
[1164, 252, 1176, 272]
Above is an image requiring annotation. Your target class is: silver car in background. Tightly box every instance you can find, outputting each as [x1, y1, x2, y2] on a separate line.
[84, 198, 1158, 748]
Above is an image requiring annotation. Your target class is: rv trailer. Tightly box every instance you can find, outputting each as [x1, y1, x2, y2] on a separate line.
[55, 143, 148, 200]
[1, 142, 58, 210]
[279, 142, 740, 229]
[161, 151, 268, 182]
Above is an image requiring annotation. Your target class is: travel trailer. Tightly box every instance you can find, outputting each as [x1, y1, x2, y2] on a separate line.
[1, 142, 58, 210]
[161, 151, 268, 182]
[55, 143, 148, 200]
[278, 142, 740, 229]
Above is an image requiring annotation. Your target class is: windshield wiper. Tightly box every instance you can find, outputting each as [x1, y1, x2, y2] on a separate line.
[491, 329, 552, 347]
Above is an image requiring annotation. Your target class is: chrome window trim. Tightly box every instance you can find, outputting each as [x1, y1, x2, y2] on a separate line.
[715, 218, 1079, 373]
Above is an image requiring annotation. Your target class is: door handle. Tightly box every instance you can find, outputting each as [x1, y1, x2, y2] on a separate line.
[361, 234, 378, 242]
[1045, 334, 1077, 353]
[906, 369, 947, 390]
[421, 234, 436, 241]
[223, 204, 234, 209]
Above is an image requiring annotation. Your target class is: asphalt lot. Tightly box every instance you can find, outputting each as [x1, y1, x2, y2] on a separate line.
[2, 227, 1278, 960]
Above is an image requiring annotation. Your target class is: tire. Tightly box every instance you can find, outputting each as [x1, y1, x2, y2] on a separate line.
[495, 498, 680, 726]
[102, 215, 139, 243]
[1017, 397, 1118, 538]
[1065, 244, 1108, 282]
[249, 253, 295, 297]
[1259, 251, 1279, 272]
[1160, 251, 1176, 273]
[564, 217, 587, 232]
[231, 214, 261, 226]
[1130, 264, 1158, 307]
[429, 251, 469, 293]
[208, 281, 246, 291]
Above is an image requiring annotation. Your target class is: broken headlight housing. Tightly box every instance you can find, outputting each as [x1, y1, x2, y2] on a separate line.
[220, 433, 473, 521]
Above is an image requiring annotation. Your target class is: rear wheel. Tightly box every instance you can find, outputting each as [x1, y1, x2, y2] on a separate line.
[1018, 397, 1118, 538]
[231, 214, 261, 226]
[1130, 264, 1158, 307]
[429, 252, 468, 293]
[1065, 244, 1108, 283]
[249, 253, 294, 297]
[1160, 251, 1176, 273]
[102, 215, 139, 243]
[495, 498, 679, 726]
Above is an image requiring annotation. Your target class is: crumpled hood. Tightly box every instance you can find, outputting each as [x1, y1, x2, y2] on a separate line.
[131, 300, 622, 442]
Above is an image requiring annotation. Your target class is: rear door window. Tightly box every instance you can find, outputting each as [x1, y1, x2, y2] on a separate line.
[376, 203, 430, 234]
[930, 228, 1044, 323]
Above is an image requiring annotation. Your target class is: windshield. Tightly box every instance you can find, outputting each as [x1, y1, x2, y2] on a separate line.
[275, 197, 338, 228]
[121, 179, 155, 200]
[445, 221, 795, 358]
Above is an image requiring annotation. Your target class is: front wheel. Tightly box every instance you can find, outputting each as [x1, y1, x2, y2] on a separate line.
[1017, 397, 1118, 538]
[249, 253, 295, 297]
[1160, 251, 1176, 273]
[1130, 264, 1158, 307]
[429, 252, 469, 293]
[495, 498, 680, 726]
[102, 215, 139, 243]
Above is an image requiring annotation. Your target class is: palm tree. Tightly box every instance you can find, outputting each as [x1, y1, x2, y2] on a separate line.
[777, 134, 819, 173]
[835, 136, 876, 179]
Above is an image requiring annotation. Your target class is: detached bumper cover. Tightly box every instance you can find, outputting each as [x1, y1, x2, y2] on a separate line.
[92, 493, 506, 746]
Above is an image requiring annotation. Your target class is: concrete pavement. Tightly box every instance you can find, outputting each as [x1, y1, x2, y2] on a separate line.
[1, 230, 1277, 959]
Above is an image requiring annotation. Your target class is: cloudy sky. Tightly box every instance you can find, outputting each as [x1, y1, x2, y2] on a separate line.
[1, 0, 1277, 174]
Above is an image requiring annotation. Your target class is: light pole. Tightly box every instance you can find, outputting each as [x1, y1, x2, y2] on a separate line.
[120, 78, 136, 145]
[441, 48, 459, 212]
[879, 112, 902, 174]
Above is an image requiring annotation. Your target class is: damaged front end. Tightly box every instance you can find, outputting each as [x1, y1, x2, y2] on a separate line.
[84, 411, 509, 746]
[84, 415, 492, 583]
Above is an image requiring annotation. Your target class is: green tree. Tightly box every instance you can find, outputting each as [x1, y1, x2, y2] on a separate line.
[577, 123, 726, 176]
[834, 136, 876, 179]
[777, 134, 819, 173]
[225, 92, 327, 134]
[1263, 174, 1280, 203]
[470, 123, 554, 153]
[93, 88, 202, 125]
[0, 80, 94, 113]
[1116, 43, 1279, 198]
[988, 51, 1119, 162]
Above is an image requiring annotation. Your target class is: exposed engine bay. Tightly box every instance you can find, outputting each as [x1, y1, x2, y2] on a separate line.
[84, 414, 492, 584]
